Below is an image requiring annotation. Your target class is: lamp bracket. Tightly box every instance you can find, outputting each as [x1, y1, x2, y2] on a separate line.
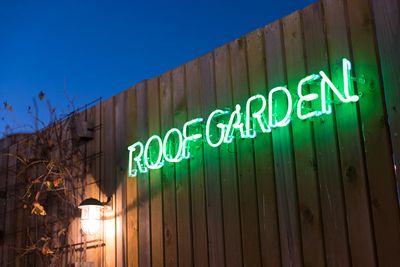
[102, 196, 113, 210]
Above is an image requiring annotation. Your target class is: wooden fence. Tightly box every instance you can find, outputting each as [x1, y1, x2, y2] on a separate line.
[1, 0, 400, 266]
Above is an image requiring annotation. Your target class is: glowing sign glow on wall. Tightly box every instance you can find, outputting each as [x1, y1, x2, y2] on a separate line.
[127, 58, 359, 176]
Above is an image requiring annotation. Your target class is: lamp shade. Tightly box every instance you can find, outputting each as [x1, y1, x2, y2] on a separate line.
[78, 198, 103, 235]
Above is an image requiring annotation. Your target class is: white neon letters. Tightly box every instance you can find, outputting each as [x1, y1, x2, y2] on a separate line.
[206, 109, 228, 147]
[269, 87, 293, 127]
[297, 74, 321, 120]
[128, 58, 360, 176]
[224, 105, 245, 143]
[128, 142, 147, 176]
[182, 118, 203, 159]
[245, 95, 270, 137]
[163, 128, 183, 162]
[319, 58, 359, 114]
[144, 135, 164, 169]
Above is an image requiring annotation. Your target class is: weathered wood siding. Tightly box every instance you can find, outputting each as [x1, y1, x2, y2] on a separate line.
[1, 0, 400, 266]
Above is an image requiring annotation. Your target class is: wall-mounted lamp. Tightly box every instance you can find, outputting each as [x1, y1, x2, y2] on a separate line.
[78, 197, 111, 235]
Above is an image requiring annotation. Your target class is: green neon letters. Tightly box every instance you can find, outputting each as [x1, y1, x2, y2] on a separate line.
[297, 74, 321, 120]
[245, 95, 270, 138]
[163, 128, 183, 162]
[224, 104, 246, 143]
[268, 87, 293, 127]
[144, 135, 164, 169]
[128, 58, 360, 176]
[128, 142, 147, 176]
[182, 118, 203, 159]
[206, 109, 228, 147]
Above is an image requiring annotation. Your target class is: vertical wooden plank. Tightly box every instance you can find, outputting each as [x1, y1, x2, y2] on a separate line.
[245, 29, 281, 266]
[185, 59, 209, 267]
[214, 44, 243, 267]
[57, 117, 73, 266]
[136, 81, 151, 267]
[31, 137, 41, 267]
[101, 97, 116, 267]
[160, 72, 179, 267]
[125, 87, 139, 267]
[99, 101, 107, 267]
[15, 139, 28, 267]
[147, 77, 165, 267]
[172, 65, 193, 267]
[371, 0, 400, 191]
[115, 91, 129, 267]
[301, 3, 351, 266]
[85, 104, 103, 267]
[3, 142, 17, 266]
[264, 20, 303, 266]
[198, 53, 225, 267]
[0, 138, 10, 267]
[0, 138, 7, 267]
[84, 106, 96, 265]
[345, 0, 400, 264]
[321, 0, 376, 265]
[75, 110, 87, 265]
[229, 37, 262, 266]
[96, 102, 105, 267]
[283, 11, 326, 266]
[57, 118, 71, 266]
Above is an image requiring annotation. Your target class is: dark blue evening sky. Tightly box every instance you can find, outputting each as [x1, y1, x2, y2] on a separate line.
[0, 0, 315, 135]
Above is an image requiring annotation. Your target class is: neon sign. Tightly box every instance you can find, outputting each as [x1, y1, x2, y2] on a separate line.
[128, 58, 359, 176]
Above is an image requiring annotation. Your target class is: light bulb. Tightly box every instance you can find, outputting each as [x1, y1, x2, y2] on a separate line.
[79, 198, 103, 235]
